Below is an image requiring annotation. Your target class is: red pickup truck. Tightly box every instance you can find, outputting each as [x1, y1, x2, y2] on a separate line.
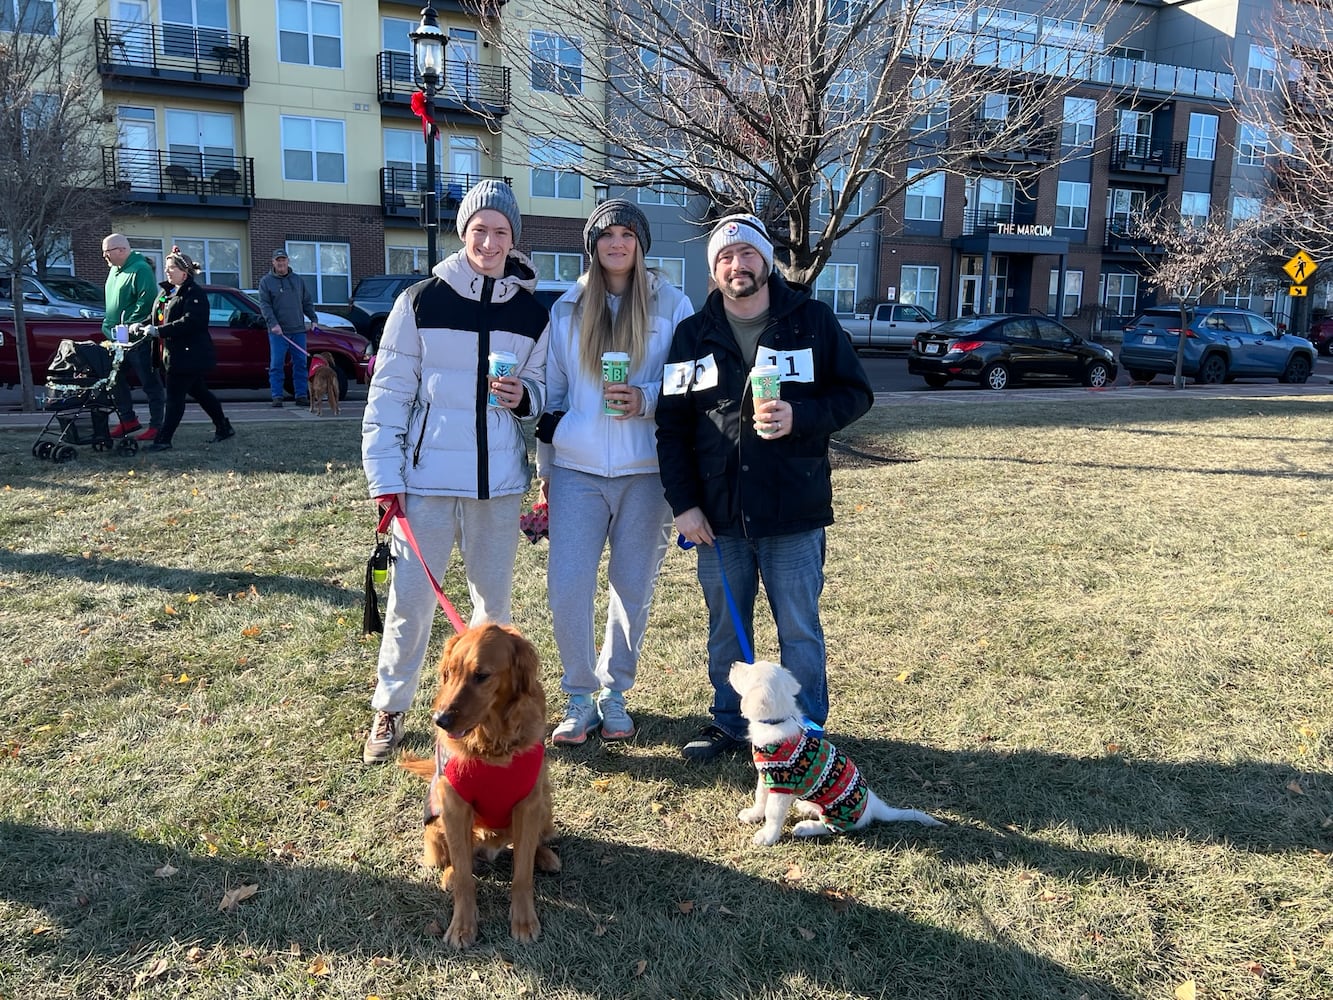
[0, 286, 372, 397]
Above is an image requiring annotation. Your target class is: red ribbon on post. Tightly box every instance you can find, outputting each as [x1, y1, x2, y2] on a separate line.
[410, 91, 437, 141]
[377, 496, 466, 634]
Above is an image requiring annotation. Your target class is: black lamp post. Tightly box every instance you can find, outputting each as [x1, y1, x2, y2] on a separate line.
[411, 7, 446, 270]
[593, 181, 610, 205]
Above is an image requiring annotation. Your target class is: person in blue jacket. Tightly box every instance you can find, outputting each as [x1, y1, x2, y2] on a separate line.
[655, 214, 873, 762]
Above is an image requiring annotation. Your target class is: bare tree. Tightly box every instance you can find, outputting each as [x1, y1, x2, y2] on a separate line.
[0, 1, 113, 410]
[500, 0, 1121, 285]
[1129, 207, 1277, 386]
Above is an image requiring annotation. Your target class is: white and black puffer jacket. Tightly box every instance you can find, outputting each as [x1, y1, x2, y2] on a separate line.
[362, 250, 548, 500]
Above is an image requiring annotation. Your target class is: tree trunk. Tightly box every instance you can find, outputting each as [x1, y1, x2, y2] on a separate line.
[11, 272, 37, 412]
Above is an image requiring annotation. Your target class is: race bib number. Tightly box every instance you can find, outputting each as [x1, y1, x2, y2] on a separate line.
[662, 354, 719, 395]
[752, 347, 815, 384]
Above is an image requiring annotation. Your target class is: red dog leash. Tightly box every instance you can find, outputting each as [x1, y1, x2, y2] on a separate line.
[376, 497, 467, 634]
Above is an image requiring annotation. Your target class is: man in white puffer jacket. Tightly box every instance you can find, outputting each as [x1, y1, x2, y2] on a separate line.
[537, 199, 693, 745]
[361, 180, 548, 764]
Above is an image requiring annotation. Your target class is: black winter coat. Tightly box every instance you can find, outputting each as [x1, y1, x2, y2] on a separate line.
[655, 273, 873, 539]
[153, 277, 215, 375]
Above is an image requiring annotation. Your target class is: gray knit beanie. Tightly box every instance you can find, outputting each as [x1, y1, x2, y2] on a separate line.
[456, 179, 522, 243]
[706, 213, 774, 275]
[583, 198, 652, 256]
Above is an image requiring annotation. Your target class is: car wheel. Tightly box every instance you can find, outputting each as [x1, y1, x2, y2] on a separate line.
[1196, 354, 1228, 384]
[1127, 369, 1155, 384]
[1322, 341, 1333, 357]
[1279, 354, 1312, 384]
[923, 374, 948, 389]
[981, 362, 1011, 390]
[1083, 361, 1112, 388]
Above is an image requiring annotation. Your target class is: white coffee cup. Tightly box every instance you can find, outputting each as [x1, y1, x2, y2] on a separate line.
[114, 324, 130, 344]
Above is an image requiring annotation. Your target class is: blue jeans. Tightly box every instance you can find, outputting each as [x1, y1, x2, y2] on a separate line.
[268, 330, 308, 399]
[695, 529, 828, 739]
[113, 341, 165, 428]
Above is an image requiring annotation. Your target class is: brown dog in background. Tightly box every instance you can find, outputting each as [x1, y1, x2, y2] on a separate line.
[307, 352, 340, 415]
[400, 624, 559, 949]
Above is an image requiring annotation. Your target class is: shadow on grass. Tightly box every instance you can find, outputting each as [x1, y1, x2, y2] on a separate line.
[0, 822, 1133, 999]
[0, 548, 355, 605]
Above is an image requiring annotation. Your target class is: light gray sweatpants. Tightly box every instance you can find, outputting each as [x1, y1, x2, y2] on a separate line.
[371, 491, 522, 713]
[547, 466, 673, 697]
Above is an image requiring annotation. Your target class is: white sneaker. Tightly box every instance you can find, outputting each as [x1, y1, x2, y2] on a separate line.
[363, 710, 405, 764]
[552, 695, 599, 746]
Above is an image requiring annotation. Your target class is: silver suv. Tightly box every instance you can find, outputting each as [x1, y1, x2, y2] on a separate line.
[0, 275, 105, 319]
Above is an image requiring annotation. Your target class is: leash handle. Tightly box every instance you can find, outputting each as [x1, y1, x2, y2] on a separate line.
[378, 498, 467, 634]
[676, 534, 754, 664]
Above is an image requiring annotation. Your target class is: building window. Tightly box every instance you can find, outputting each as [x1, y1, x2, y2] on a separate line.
[530, 138, 581, 199]
[965, 176, 1014, 230]
[1231, 195, 1261, 223]
[384, 128, 428, 189]
[910, 76, 949, 132]
[981, 92, 1013, 121]
[1238, 125, 1269, 167]
[900, 265, 939, 315]
[386, 246, 428, 274]
[645, 255, 685, 287]
[1187, 113, 1217, 160]
[1102, 272, 1138, 318]
[172, 237, 241, 288]
[281, 116, 345, 183]
[823, 163, 863, 215]
[0, 0, 54, 34]
[826, 0, 869, 26]
[1247, 45, 1279, 92]
[814, 263, 857, 315]
[1180, 191, 1210, 228]
[284, 241, 350, 303]
[639, 184, 688, 207]
[166, 109, 235, 181]
[1221, 281, 1253, 308]
[1047, 270, 1082, 318]
[828, 70, 869, 115]
[904, 168, 944, 222]
[1061, 96, 1095, 147]
[278, 0, 342, 68]
[530, 32, 582, 95]
[1115, 108, 1152, 158]
[531, 251, 585, 282]
[1055, 180, 1089, 230]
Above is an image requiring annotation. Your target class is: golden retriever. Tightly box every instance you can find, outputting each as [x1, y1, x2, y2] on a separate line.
[307, 352, 340, 415]
[400, 624, 559, 948]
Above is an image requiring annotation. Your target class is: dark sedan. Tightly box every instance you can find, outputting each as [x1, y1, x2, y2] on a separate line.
[907, 314, 1117, 390]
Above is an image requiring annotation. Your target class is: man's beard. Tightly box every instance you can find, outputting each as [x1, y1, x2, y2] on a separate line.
[720, 268, 765, 300]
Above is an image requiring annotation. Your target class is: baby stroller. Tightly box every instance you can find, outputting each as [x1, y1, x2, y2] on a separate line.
[31, 339, 140, 462]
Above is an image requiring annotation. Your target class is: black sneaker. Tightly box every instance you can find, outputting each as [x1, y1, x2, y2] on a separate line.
[681, 725, 746, 762]
[294, 396, 310, 407]
[271, 399, 283, 408]
[211, 422, 235, 443]
[147, 440, 173, 452]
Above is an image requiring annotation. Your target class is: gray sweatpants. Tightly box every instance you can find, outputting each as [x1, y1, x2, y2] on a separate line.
[547, 466, 673, 697]
[371, 491, 522, 713]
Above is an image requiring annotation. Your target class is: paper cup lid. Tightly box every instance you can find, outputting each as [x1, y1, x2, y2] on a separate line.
[489, 350, 518, 362]
[750, 364, 780, 376]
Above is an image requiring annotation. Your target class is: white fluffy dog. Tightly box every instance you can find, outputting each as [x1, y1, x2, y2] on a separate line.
[729, 660, 945, 846]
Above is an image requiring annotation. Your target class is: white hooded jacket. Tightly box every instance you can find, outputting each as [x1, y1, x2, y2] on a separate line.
[362, 250, 548, 500]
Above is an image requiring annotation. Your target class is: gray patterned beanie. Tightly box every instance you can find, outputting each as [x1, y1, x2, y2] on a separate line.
[707, 214, 774, 274]
[583, 198, 652, 256]
[456, 179, 522, 243]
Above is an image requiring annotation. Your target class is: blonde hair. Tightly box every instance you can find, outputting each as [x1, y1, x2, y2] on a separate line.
[576, 244, 651, 381]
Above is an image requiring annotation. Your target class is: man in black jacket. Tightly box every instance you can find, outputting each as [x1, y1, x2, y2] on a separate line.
[656, 214, 873, 761]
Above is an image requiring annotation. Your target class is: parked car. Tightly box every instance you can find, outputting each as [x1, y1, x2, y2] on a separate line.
[0, 275, 106, 319]
[241, 289, 360, 335]
[0, 286, 372, 395]
[349, 274, 571, 348]
[1307, 316, 1333, 356]
[840, 302, 937, 350]
[907, 314, 1117, 390]
[1119, 306, 1316, 384]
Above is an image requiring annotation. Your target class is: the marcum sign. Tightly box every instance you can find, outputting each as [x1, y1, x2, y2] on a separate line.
[994, 223, 1055, 237]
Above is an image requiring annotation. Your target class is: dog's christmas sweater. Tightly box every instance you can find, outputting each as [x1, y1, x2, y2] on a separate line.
[425, 743, 545, 829]
[308, 354, 329, 379]
[752, 732, 868, 832]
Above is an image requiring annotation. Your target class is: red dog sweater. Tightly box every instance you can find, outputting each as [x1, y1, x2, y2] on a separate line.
[752, 732, 868, 832]
[425, 743, 545, 829]
[308, 353, 329, 379]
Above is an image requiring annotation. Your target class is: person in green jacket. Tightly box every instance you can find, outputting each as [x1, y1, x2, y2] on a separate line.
[101, 233, 165, 441]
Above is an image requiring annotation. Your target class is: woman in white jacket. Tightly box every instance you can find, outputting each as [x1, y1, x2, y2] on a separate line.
[540, 199, 692, 744]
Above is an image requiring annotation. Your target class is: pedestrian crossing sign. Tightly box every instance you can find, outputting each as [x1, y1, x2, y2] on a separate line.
[1289, 284, 1308, 297]
[1283, 250, 1317, 284]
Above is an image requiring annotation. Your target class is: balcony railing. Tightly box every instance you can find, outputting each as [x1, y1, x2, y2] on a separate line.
[962, 205, 1037, 236]
[1285, 80, 1328, 116]
[95, 17, 250, 83]
[1109, 137, 1185, 175]
[1105, 220, 1165, 254]
[376, 52, 511, 116]
[380, 167, 512, 220]
[963, 120, 1057, 163]
[102, 147, 255, 204]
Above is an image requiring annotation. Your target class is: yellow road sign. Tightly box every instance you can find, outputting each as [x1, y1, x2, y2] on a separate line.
[1289, 284, 1309, 297]
[1284, 250, 1317, 284]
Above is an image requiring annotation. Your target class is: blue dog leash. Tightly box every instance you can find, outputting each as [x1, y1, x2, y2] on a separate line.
[677, 534, 754, 664]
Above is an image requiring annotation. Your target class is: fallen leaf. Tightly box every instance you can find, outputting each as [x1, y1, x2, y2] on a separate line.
[895, 669, 913, 683]
[1105, 742, 1120, 754]
[186, 593, 200, 603]
[717, 904, 735, 915]
[632, 959, 648, 976]
[425, 919, 444, 938]
[369, 957, 395, 969]
[154, 863, 178, 878]
[218, 883, 259, 911]
[1243, 961, 1266, 978]
[650, 802, 664, 813]
[134, 957, 170, 984]
[241, 626, 261, 638]
[31, 925, 53, 935]
[797, 926, 815, 940]
[1175, 980, 1196, 1000]
[590, 778, 612, 792]
[676, 900, 694, 914]
[164, 605, 177, 615]
[186, 947, 205, 963]
[1037, 890, 1062, 903]
[784, 864, 804, 882]
[177, 673, 190, 684]
[1287, 780, 1305, 796]
[308, 956, 331, 977]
